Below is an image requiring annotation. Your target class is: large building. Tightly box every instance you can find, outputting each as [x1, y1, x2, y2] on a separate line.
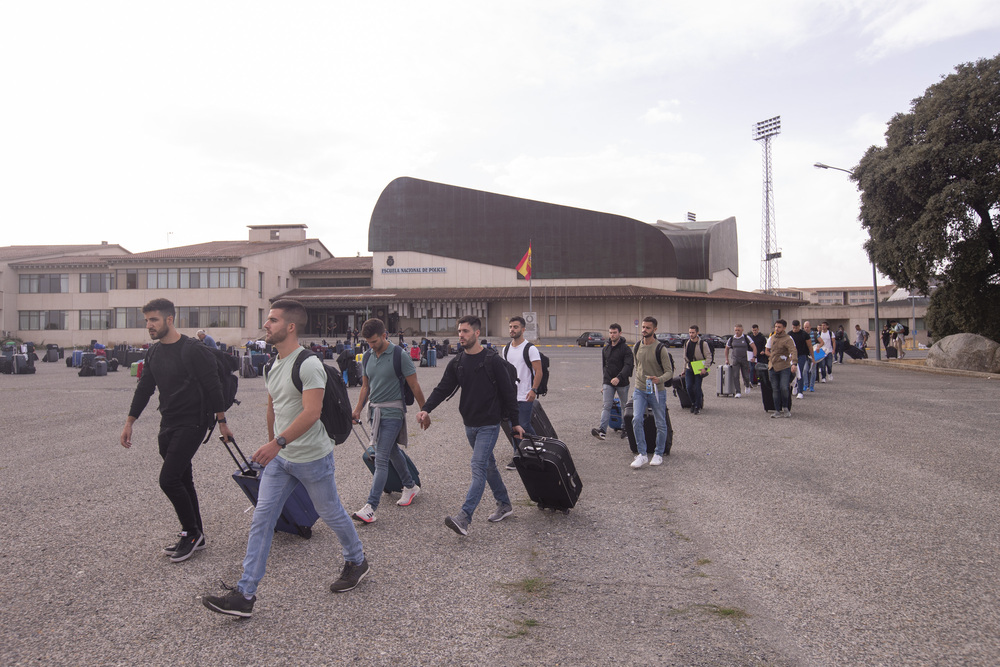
[4, 177, 811, 348]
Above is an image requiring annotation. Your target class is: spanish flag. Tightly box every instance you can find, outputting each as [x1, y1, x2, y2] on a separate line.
[516, 244, 532, 280]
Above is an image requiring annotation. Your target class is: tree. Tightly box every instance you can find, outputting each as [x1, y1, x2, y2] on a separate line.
[853, 53, 1000, 342]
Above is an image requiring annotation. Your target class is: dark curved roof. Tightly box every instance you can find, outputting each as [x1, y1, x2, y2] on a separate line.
[368, 177, 737, 280]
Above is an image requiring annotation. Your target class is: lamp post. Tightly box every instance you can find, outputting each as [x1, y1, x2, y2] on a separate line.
[814, 162, 882, 360]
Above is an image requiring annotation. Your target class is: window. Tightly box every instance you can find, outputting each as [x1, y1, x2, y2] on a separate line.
[258, 271, 264, 298]
[80, 273, 113, 293]
[176, 306, 246, 329]
[19, 274, 68, 293]
[299, 277, 372, 287]
[549, 315, 557, 330]
[19, 310, 68, 330]
[258, 308, 264, 329]
[80, 310, 113, 330]
[116, 307, 144, 329]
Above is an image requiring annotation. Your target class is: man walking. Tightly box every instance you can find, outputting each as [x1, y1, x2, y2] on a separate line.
[802, 321, 819, 393]
[767, 319, 797, 418]
[502, 316, 542, 469]
[749, 324, 769, 384]
[724, 324, 757, 398]
[416, 316, 523, 536]
[202, 299, 369, 618]
[683, 325, 713, 414]
[817, 321, 835, 382]
[854, 324, 869, 351]
[592, 323, 633, 441]
[788, 320, 812, 400]
[629, 316, 673, 469]
[351, 318, 426, 524]
[121, 298, 233, 563]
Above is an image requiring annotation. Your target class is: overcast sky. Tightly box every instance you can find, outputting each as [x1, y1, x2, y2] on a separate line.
[2, 1, 998, 289]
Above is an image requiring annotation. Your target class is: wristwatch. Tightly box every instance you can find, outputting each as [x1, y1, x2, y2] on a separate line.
[276, 436, 287, 448]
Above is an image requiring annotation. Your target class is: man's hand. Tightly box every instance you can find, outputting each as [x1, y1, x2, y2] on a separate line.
[120, 422, 133, 449]
[416, 411, 431, 430]
[512, 425, 526, 439]
[526, 389, 537, 403]
[351, 407, 362, 423]
[610, 377, 620, 386]
[218, 422, 235, 443]
[251, 440, 283, 467]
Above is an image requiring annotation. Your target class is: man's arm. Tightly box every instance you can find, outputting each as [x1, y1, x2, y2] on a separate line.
[526, 359, 542, 402]
[416, 356, 460, 428]
[353, 375, 370, 423]
[405, 372, 427, 410]
[618, 348, 634, 385]
[121, 357, 157, 448]
[253, 387, 323, 466]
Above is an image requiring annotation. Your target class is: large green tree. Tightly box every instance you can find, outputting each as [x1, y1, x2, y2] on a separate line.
[853, 53, 1000, 342]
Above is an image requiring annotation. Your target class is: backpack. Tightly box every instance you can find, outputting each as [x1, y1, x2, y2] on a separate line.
[265, 348, 353, 444]
[902, 324, 910, 336]
[633, 340, 675, 378]
[446, 348, 517, 401]
[147, 336, 241, 443]
[362, 345, 415, 408]
[502, 341, 550, 396]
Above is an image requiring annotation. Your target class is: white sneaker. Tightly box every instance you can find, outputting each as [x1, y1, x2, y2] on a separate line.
[734, 393, 741, 398]
[397, 485, 420, 506]
[630, 454, 648, 469]
[796, 392, 804, 399]
[650, 454, 663, 466]
[352, 504, 376, 524]
[821, 378, 826, 383]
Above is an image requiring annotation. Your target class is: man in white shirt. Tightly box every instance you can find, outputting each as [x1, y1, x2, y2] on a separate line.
[502, 316, 542, 469]
[817, 321, 835, 383]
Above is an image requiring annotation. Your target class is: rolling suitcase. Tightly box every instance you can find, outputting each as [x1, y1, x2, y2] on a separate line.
[624, 403, 673, 456]
[221, 436, 319, 539]
[886, 346, 898, 359]
[354, 422, 421, 494]
[0, 358, 12, 374]
[94, 359, 108, 376]
[671, 377, 692, 409]
[609, 396, 623, 431]
[13, 354, 29, 374]
[717, 364, 739, 397]
[501, 401, 558, 447]
[108, 359, 120, 372]
[514, 434, 583, 513]
[844, 345, 866, 360]
[756, 363, 775, 412]
[240, 354, 257, 378]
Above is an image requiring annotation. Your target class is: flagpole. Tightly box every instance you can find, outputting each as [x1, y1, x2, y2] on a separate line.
[528, 239, 532, 314]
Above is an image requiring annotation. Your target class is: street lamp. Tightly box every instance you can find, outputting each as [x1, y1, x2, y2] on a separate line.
[813, 162, 882, 360]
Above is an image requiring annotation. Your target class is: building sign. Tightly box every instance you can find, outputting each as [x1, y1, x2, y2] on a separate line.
[381, 267, 447, 274]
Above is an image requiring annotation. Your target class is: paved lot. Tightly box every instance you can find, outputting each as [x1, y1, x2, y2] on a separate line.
[1, 346, 998, 665]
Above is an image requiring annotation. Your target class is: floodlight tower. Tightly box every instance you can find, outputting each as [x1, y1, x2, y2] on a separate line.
[753, 116, 781, 294]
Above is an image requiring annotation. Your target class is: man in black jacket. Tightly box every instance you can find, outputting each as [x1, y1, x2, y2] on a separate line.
[120, 298, 234, 563]
[417, 315, 523, 536]
[592, 323, 633, 440]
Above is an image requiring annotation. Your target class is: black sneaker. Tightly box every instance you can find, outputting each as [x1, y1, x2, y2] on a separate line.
[203, 583, 255, 618]
[169, 530, 204, 563]
[590, 428, 606, 441]
[163, 532, 207, 555]
[505, 458, 517, 471]
[330, 558, 371, 593]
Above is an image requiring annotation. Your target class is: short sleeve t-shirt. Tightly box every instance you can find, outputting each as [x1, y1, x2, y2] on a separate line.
[363, 342, 415, 421]
[266, 347, 332, 463]
[504, 340, 541, 401]
[726, 334, 752, 362]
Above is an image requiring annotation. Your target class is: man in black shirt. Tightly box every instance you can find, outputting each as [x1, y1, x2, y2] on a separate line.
[788, 320, 813, 401]
[417, 315, 523, 536]
[592, 323, 633, 441]
[120, 298, 233, 563]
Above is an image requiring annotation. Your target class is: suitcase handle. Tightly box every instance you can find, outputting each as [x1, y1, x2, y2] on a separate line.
[352, 420, 371, 452]
[220, 435, 258, 478]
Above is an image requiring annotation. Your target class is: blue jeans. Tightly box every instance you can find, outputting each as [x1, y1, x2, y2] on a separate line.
[684, 368, 705, 409]
[769, 367, 792, 412]
[461, 424, 510, 520]
[238, 452, 364, 597]
[509, 400, 537, 452]
[631, 388, 669, 456]
[815, 355, 829, 381]
[599, 383, 630, 432]
[796, 357, 812, 394]
[366, 418, 415, 510]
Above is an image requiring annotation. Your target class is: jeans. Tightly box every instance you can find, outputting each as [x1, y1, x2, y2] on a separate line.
[509, 400, 537, 451]
[815, 355, 829, 381]
[769, 367, 792, 412]
[599, 383, 630, 432]
[796, 357, 812, 394]
[823, 354, 834, 376]
[461, 424, 510, 520]
[238, 452, 364, 597]
[157, 424, 207, 534]
[631, 387, 669, 456]
[684, 368, 705, 409]
[731, 359, 751, 392]
[366, 418, 414, 510]
[835, 342, 845, 363]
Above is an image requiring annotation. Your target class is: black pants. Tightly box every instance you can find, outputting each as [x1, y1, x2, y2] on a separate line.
[157, 424, 207, 534]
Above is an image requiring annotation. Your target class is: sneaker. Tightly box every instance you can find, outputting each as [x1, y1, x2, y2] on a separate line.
[650, 454, 664, 466]
[591, 428, 606, 441]
[330, 558, 371, 593]
[445, 513, 470, 536]
[202, 583, 255, 618]
[505, 458, 518, 471]
[809, 388, 815, 392]
[630, 454, 648, 469]
[770, 411, 779, 418]
[781, 409, 793, 418]
[821, 378, 826, 383]
[619, 429, 627, 439]
[163, 532, 207, 555]
[487, 502, 513, 522]
[169, 530, 204, 563]
[397, 485, 420, 507]
[796, 392, 804, 400]
[734, 393, 741, 398]
[352, 504, 376, 524]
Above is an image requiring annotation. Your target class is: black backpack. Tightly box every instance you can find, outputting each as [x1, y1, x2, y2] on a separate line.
[265, 348, 352, 444]
[447, 348, 517, 401]
[362, 345, 415, 407]
[502, 341, 550, 396]
[902, 324, 910, 336]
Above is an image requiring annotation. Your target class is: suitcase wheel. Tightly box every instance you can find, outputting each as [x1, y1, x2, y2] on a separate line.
[298, 526, 313, 539]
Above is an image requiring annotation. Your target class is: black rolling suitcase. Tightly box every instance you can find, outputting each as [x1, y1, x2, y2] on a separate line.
[844, 345, 866, 360]
[756, 363, 775, 412]
[514, 434, 582, 513]
[886, 346, 898, 359]
[671, 377, 692, 409]
[624, 402, 673, 456]
[354, 422, 421, 494]
[501, 401, 558, 447]
[221, 437, 319, 539]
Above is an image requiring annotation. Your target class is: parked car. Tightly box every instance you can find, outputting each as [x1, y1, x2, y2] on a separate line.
[655, 332, 685, 347]
[703, 334, 729, 349]
[576, 332, 606, 347]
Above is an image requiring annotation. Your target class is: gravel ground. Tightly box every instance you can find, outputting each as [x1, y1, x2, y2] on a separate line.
[1, 346, 996, 665]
